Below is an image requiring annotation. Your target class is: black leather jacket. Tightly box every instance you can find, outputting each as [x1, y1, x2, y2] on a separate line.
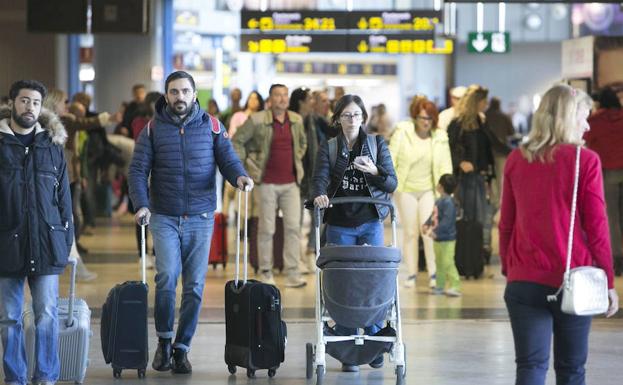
[311, 128, 397, 222]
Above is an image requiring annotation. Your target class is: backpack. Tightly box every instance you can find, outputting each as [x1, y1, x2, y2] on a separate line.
[328, 134, 378, 169]
[146, 114, 221, 145]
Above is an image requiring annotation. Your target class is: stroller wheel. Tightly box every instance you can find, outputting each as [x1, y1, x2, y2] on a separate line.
[316, 365, 324, 385]
[305, 343, 314, 379]
[395, 365, 406, 385]
[227, 365, 236, 374]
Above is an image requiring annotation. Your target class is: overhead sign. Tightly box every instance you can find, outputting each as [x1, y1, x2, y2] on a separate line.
[275, 61, 397, 76]
[240, 34, 347, 54]
[241, 11, 346, 31]
[349, 11, 440, 32]
[350, 35, 453, 55]
[467, 32, 510, 54]
[240, 10, 449, 54]
[241, 10, 441, 33]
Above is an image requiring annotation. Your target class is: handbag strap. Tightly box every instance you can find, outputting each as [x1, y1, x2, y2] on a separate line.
[547, 145, 581, 302]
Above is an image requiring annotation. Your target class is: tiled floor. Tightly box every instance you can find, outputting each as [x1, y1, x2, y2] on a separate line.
[12, 215, 623, 384]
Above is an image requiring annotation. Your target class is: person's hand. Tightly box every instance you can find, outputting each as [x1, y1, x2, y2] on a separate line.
[460, 161, 474, 173]
[314, 195, 330, 209]
[135, 207, 151, 225]
[237, 176, 254, 191]
[353, 156, 379, 176]
[606, 288, 619, 318]
[421, 224, 431, 236]
[97, 112, 111, 126]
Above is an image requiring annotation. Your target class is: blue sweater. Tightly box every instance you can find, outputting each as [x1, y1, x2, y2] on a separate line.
[432, 195, 457, 241]
[128, 98, 247, 216]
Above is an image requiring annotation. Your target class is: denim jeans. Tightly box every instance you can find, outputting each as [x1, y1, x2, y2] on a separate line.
[504, 282, 592, 385]
[326, 220, 384, 337]
[0, 275, 59, 385]
[150, 212, 214, 352]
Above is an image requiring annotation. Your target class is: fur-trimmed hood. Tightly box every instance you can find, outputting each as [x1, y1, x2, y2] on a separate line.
[0, 105, 67, 146]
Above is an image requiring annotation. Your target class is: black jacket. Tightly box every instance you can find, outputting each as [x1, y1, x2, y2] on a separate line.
[447, 118, 495, 177]
[311, 129, 397, 222]
[0, 107, 73, 277]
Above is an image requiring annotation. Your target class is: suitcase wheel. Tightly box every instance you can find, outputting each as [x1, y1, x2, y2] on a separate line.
[113, 367, 122, 379]
[268, 368, 276, 378]
[138, 368, 146, 379]
[228, 365, 237, 374]
[246, 368, 255, 378]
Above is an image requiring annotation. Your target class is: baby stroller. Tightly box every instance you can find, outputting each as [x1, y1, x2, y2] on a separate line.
[305, 197, 406, 385]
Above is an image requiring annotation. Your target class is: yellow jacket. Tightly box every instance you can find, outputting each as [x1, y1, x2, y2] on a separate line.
[388, 120, 453, 195]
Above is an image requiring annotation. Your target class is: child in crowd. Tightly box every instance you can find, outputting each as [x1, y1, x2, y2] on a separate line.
[422, 174, 461, 297]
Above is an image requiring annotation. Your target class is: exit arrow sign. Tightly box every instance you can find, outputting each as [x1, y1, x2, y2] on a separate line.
[468, 32, 510, 54]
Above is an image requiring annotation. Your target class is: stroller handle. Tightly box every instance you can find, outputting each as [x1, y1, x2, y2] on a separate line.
[310, 197, 396, 224]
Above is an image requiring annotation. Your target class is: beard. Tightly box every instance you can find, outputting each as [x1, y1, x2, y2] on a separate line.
[170, 101, 190, 117]
[12, 105, 37, 129]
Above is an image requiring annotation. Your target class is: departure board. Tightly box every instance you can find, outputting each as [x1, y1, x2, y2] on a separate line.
[240, 10, 451, 54]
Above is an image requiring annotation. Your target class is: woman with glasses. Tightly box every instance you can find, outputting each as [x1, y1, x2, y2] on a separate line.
[389, 97, 453, 290]
[311, 94, 397, 372]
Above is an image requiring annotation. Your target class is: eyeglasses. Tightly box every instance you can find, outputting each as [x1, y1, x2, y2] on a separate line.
[340, 112, 363, 120]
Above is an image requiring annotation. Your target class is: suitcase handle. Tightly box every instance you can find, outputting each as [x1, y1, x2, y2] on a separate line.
[310, 197, 398, 248]
[66, 257, 78, 328]
[234, 189, 250, 286]
[140, 222, 147, 284]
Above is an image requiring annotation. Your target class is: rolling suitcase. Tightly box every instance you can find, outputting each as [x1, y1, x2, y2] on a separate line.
[24, 258, 92, 384]
[225, 189, 287, 378]
[209, 212, 228, 269]
[100, 223, 149, 379]
[454, 218, 484, 278]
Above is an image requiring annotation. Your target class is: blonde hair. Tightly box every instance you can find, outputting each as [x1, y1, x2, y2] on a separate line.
[455, 84, 488, 131]
[520, 84, 592, 162]
[43, 88, 66, 114]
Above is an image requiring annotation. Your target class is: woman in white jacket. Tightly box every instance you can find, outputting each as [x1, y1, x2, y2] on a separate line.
[389, 97, 453, 289]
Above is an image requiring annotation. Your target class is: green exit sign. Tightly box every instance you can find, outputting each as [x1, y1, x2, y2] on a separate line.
[468, 32, 510, 54]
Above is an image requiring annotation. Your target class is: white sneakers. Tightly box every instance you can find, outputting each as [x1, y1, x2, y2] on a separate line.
[260, 270, 276, 285]
[260, 270, 307, 288]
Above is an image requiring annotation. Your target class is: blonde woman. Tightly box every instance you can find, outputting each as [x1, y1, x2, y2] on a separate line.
[447, 85, 495, 264]
[389, 97, 453, 289]
[500, 84, 618, 385]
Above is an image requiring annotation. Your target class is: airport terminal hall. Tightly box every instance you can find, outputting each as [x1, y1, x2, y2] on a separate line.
[2, 0, 623, 384]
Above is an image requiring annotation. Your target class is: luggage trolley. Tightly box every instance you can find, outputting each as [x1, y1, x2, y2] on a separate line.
[305, 197, 406, 385]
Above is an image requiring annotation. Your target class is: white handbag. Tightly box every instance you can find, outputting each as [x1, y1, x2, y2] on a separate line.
[546, 146, 609, 316]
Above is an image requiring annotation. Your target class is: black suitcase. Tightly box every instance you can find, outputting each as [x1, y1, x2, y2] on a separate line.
[454, 218, 484, 279]
[101, 224, 149, 379]
[225, 190, 287, 378]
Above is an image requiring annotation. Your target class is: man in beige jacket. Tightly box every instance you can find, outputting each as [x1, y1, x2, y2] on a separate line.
[233, 84, 307, 288]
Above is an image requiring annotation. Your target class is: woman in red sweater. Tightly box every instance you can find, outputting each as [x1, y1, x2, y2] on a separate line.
[500, 84, 619, 385]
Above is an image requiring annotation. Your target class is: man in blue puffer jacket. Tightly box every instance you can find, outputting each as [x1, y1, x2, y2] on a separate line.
[128, 71, 252, 374]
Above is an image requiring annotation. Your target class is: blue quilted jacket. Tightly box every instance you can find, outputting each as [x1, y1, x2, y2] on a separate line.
[128, 97, 247, 216]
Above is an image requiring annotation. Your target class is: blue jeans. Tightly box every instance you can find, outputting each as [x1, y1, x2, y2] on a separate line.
[504, 282, 592, 385]
[150, 212, 214, 352]
[0, 275, 59, 385]
[326, 220, 384, 337]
